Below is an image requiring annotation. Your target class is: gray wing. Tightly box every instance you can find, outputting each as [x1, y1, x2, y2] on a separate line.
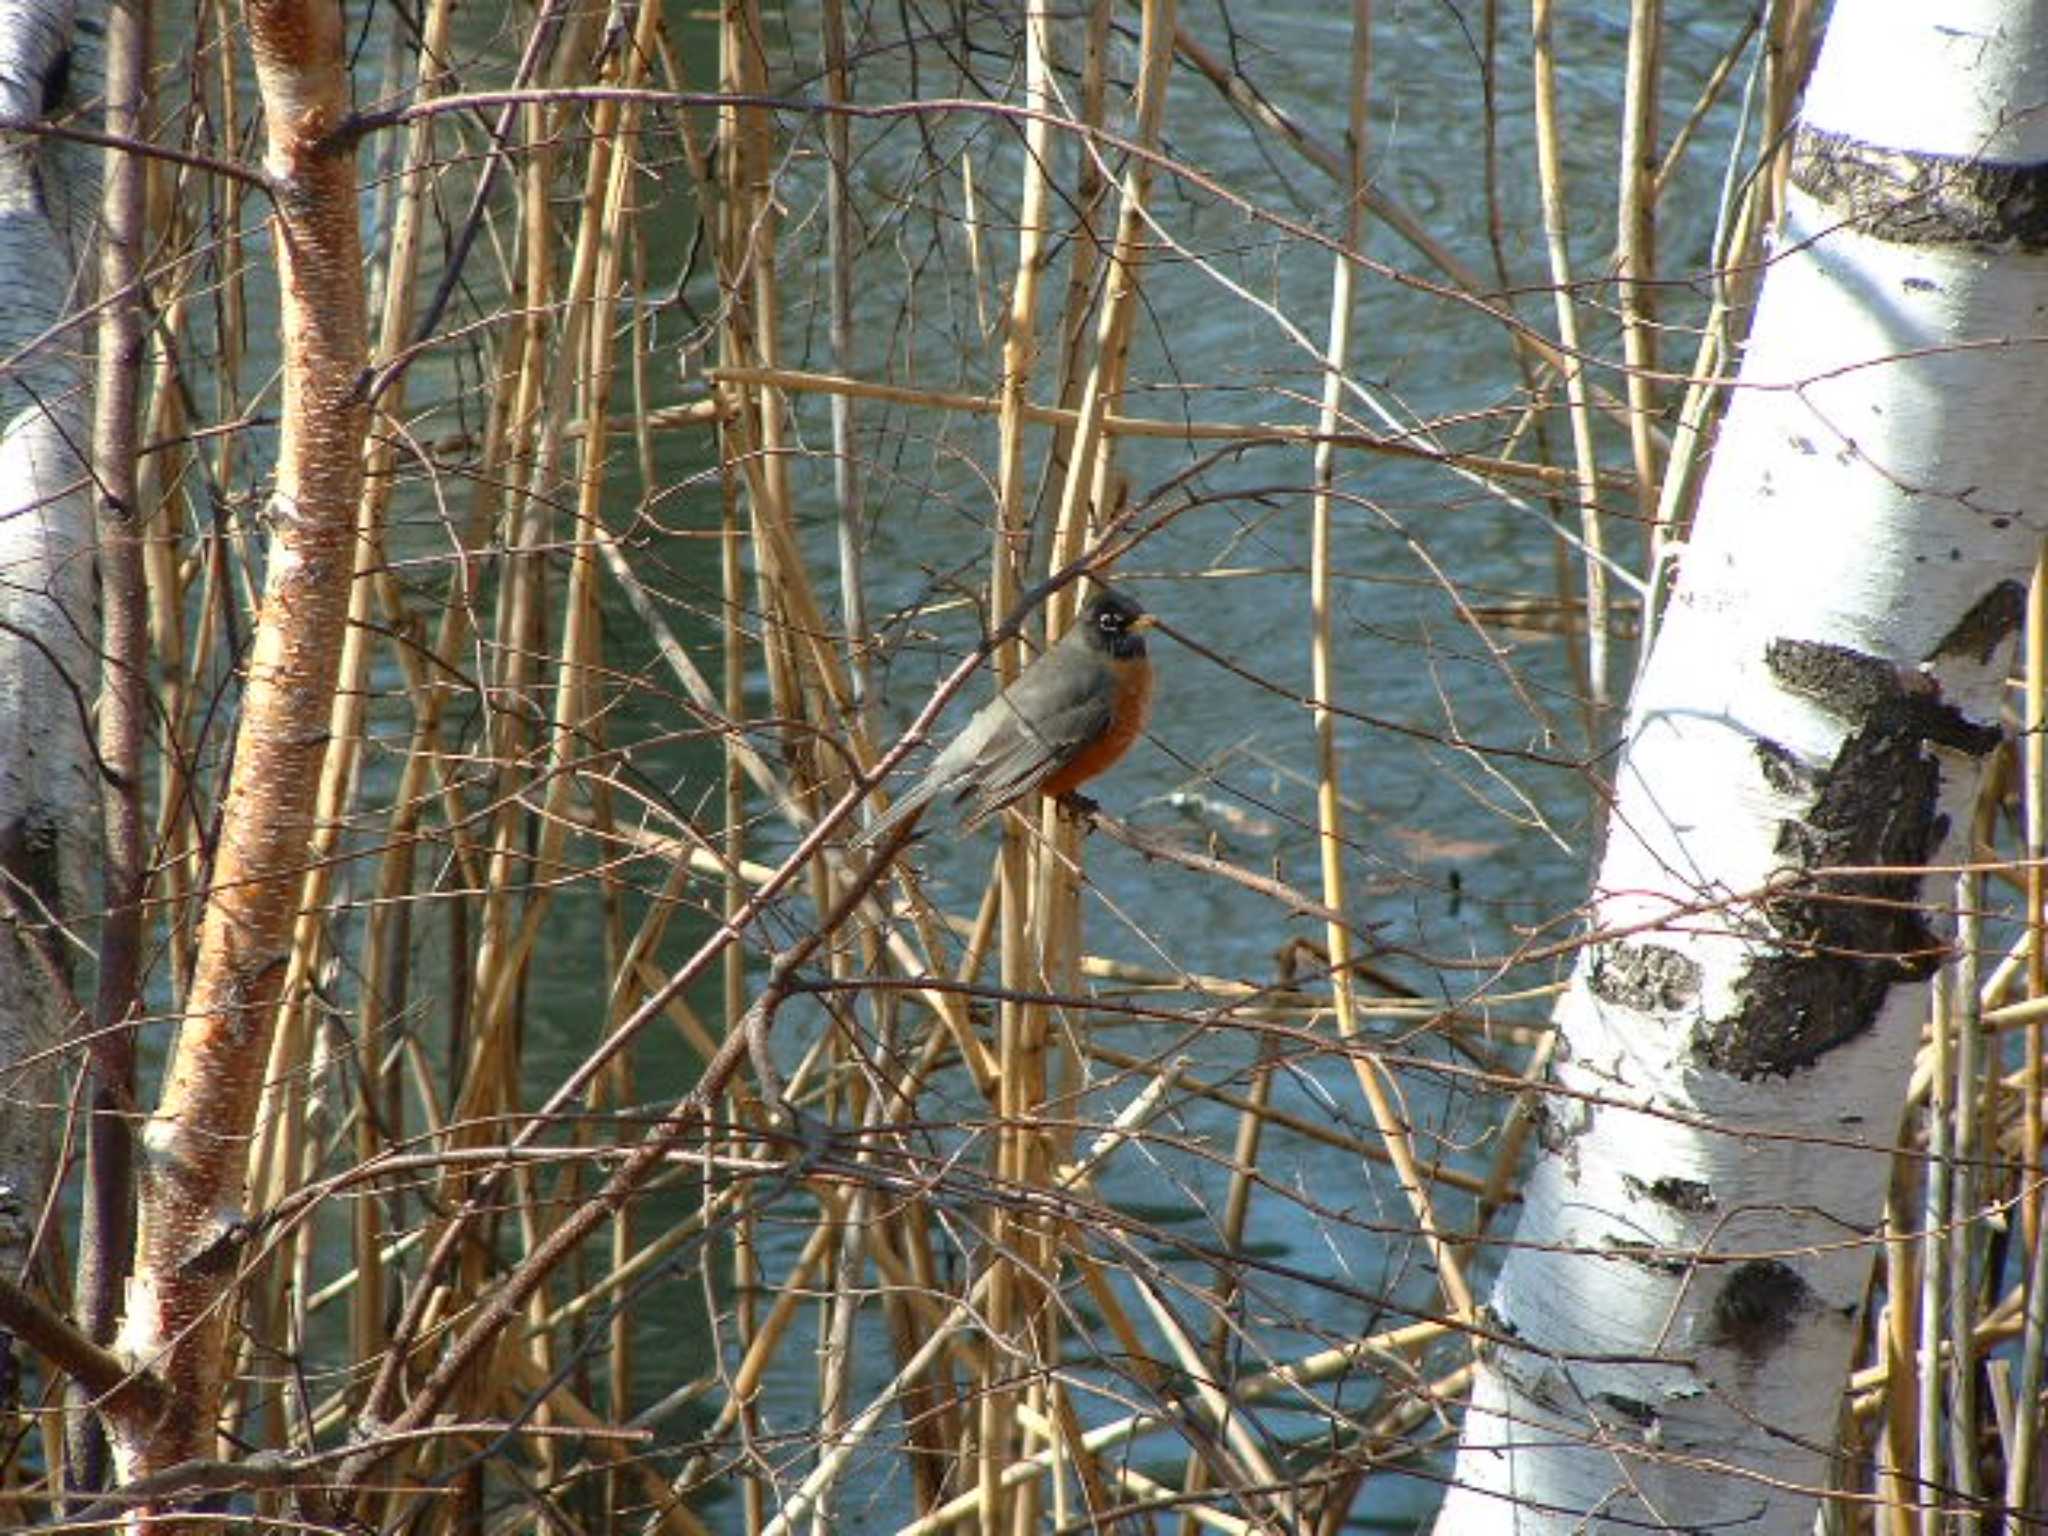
[858, 696, 1021, 845]
[952, 683, 1112, 827]
[865, 632, 1107, 840]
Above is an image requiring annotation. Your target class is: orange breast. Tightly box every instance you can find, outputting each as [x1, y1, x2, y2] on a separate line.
[1041, 654, 1153, 797]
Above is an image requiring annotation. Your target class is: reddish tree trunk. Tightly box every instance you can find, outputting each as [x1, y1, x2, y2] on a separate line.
[110, 0, 366, 1515]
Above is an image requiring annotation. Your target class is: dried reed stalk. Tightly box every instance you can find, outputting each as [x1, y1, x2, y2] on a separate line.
[16, 6, 2044, 1534]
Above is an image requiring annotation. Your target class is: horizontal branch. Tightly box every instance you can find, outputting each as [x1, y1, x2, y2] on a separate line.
[0, 1274, 166, 1422]
[705, 366, 1620, 491]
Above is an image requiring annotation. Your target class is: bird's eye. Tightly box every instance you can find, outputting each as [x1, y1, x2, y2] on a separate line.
[1098, 610, 1119, 630]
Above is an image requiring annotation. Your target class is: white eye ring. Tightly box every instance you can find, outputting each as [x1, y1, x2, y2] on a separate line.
[1098, 611, 1118, 630]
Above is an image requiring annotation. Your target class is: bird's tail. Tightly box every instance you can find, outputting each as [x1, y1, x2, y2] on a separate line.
[855, 783, 932, 850]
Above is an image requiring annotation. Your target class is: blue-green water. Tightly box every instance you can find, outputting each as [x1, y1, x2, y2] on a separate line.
[566, 5, 1761, 1530]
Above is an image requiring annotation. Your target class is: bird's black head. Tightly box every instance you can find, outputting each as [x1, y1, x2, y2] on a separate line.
[1080, 588, 1155, 661]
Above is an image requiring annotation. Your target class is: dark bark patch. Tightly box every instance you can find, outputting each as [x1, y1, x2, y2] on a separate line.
[1700, 640, 1978, 1077]
[1709, 1259, 1813, 1360]
[1927, 581, 2027, 666]
[1594, 1392, 1660, 1430]
[1711, 728, 1943, 1074]
[1765, 638, 2000, 756]
[1589, 942, 1702, 1013]
[1623, 1173, 1717, 1214]
[0, 815, 59, 905]
[0, 813, 65, 973]
[1601, 1237, 1688, 1277]
[1792, 125, 2048, 249]
[1530, 1092, 1591, 1164]
[1756, 738, 1816, 797]
[39, 45, 71, 116]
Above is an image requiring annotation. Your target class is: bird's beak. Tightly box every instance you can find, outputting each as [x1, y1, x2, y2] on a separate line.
[1127, 614, 1159, 633]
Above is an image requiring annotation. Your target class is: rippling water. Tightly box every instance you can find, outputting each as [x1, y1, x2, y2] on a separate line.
[493, 3, 1762, 1526]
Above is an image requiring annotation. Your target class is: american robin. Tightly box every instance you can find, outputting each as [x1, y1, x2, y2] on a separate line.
[865, 586, 1157, 841]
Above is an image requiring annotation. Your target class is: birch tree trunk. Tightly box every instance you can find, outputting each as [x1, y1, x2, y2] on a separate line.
[108, 0, 366, 1511]
[1437, 3, 2048, 1529]
[0, 0, 97, 1379]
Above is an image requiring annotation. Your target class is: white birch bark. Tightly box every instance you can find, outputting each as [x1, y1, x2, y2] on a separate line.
[1437, 3, 2048, 1529]
[0, 0, 96, 1317]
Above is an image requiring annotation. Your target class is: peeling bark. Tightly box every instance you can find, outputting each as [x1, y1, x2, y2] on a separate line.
[107, 0, 365, 1515]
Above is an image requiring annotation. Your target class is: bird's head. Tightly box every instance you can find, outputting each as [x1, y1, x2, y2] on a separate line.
[1079, 588, 1156, 661]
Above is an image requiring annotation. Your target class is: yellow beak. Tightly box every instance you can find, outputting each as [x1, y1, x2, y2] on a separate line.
[1127, 613, 1159, 633]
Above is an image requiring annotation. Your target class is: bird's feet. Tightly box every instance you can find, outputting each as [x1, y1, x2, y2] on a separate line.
[1056, 791, 1101, 824]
